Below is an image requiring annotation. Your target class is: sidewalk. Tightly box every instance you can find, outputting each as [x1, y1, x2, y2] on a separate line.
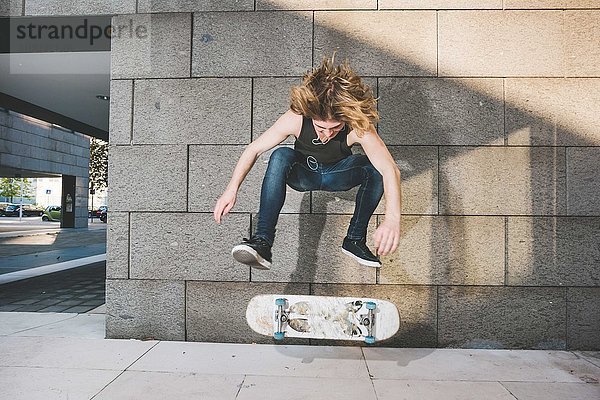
[0, 221, 598, 399]
[1, 311, 599, 400]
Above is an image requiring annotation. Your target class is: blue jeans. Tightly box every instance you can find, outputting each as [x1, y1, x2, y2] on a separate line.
[254, 147, 384, 246]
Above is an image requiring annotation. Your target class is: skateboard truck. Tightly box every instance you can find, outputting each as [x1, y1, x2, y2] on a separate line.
[361, 301, 377, 344]
[274, 298, 289, 340]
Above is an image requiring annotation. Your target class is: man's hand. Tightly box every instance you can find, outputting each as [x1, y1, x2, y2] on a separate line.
[213, 189, 237, 224]
[373, 219, 400, 256]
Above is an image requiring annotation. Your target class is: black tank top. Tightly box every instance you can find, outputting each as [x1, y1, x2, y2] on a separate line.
[294, 117, 352, 164]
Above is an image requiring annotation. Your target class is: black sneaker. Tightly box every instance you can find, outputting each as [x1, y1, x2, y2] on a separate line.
[341, 237, 382, 268]
[232, 236, 272, 270]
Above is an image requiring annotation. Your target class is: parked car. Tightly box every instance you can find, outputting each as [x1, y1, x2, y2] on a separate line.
[0, 204, 16, 216]
[0, 202, 12, 215]
[99, 209, 107, 223]
[3, 204, 44, 217]
[89, 205, 108, 218]
[26, 205, 45, 216]
[42, 205, 62, 222]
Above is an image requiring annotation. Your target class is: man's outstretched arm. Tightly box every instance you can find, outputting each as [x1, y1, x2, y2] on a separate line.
[355, 129, 402, 256]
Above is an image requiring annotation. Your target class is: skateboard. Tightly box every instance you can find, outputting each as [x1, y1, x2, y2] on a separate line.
[246, 294, 400, 344]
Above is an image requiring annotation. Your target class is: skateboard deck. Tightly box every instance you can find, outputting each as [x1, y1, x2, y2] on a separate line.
[246, 294, 400, 343]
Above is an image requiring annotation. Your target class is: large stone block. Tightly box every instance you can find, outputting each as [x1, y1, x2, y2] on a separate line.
[9, 112, 48, 135]
[49, 127, 71, 144]
[505, 78, 600, 146]
[130, 213, 249, 281]
[0, 152, 20, 169]
[567, 288, 600, 350]
[312, 146, 438, 216]
[8, 141, 30, 158]
[109, 79, 132, 145]
[508, 217, 600, 287]
[138, 0, 253, 12]
[439, 147, 567, 215]
[189, 145, 308, 213]
[133, 78, 251, 145]
[186, 282, 310, 343]
[565, 12, 600, 77]
[567, 148, 600, 215]
[439, 11, 564, 77]
[253, 77, 301, 143]
[314, 11, 437, 76]
[257, 0, 376, 9]
[106, 279, 185, 341]
[106, 212, 129, 279]
[380, 216, 505, 285]
[108, 145, 187, 211]
[438, 286, 567, 349]
[192, 12, 312, 77]
[505, 1, 600, 9]
[111, 13, 191, 79]
[313, 284, 437, 347]
[379, 0, 502, 8]
[25, 0, 135, 15]
[0, 137, 9, 156]
[1, 125, 20, 142]
[379, 78, 504, 146]
[0, 0, 22, 16]
[252, 214, 377, 283]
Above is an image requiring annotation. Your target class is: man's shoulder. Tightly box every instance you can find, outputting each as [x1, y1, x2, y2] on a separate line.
[278, 110, 303, 137]
[347, 125, 380, 146]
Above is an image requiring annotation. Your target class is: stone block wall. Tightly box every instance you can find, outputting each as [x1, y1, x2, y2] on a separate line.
[0, 109, 90, 227]
[17, 0, 599, 349]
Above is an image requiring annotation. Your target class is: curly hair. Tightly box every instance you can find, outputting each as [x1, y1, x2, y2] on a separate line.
[290, 55, 379, 136]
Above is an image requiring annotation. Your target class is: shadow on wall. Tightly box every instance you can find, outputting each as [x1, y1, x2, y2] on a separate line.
[254, 2, 599, 351]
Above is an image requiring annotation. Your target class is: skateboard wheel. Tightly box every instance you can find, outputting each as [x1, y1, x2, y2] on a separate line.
[366, 302, 376, 310]
[275, 298, 286, 306]
[365, 335, 376, 344]
[274, 332, 285, 341]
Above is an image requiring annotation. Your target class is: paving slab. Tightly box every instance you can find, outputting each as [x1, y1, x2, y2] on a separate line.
[0, 336, 157, 369]
[129, 342, 369, 379]
[88, 303, 106, 314]
[11, 313, 105, 339]
[93, 371, 244, 400]
[0, 262, 105, 312]
[373, 380, 515, 400]
[501, 382, 600, 400]
[0, 312, 77, 335]
[0, 367, 122, 400]
[363, 348, 600, 383]
[237, 375, 378, 400]
[576, 351, 600, 369]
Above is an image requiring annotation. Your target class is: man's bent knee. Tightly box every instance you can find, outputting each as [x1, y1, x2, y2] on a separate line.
[268, 147, 296, 167]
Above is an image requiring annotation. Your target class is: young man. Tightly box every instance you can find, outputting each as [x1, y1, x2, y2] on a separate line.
[214, 56, 401, 270]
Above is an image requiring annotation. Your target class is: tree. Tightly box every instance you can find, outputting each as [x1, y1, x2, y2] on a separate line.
[0, 178, 33, 203]
[89, 138, 108, 193]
